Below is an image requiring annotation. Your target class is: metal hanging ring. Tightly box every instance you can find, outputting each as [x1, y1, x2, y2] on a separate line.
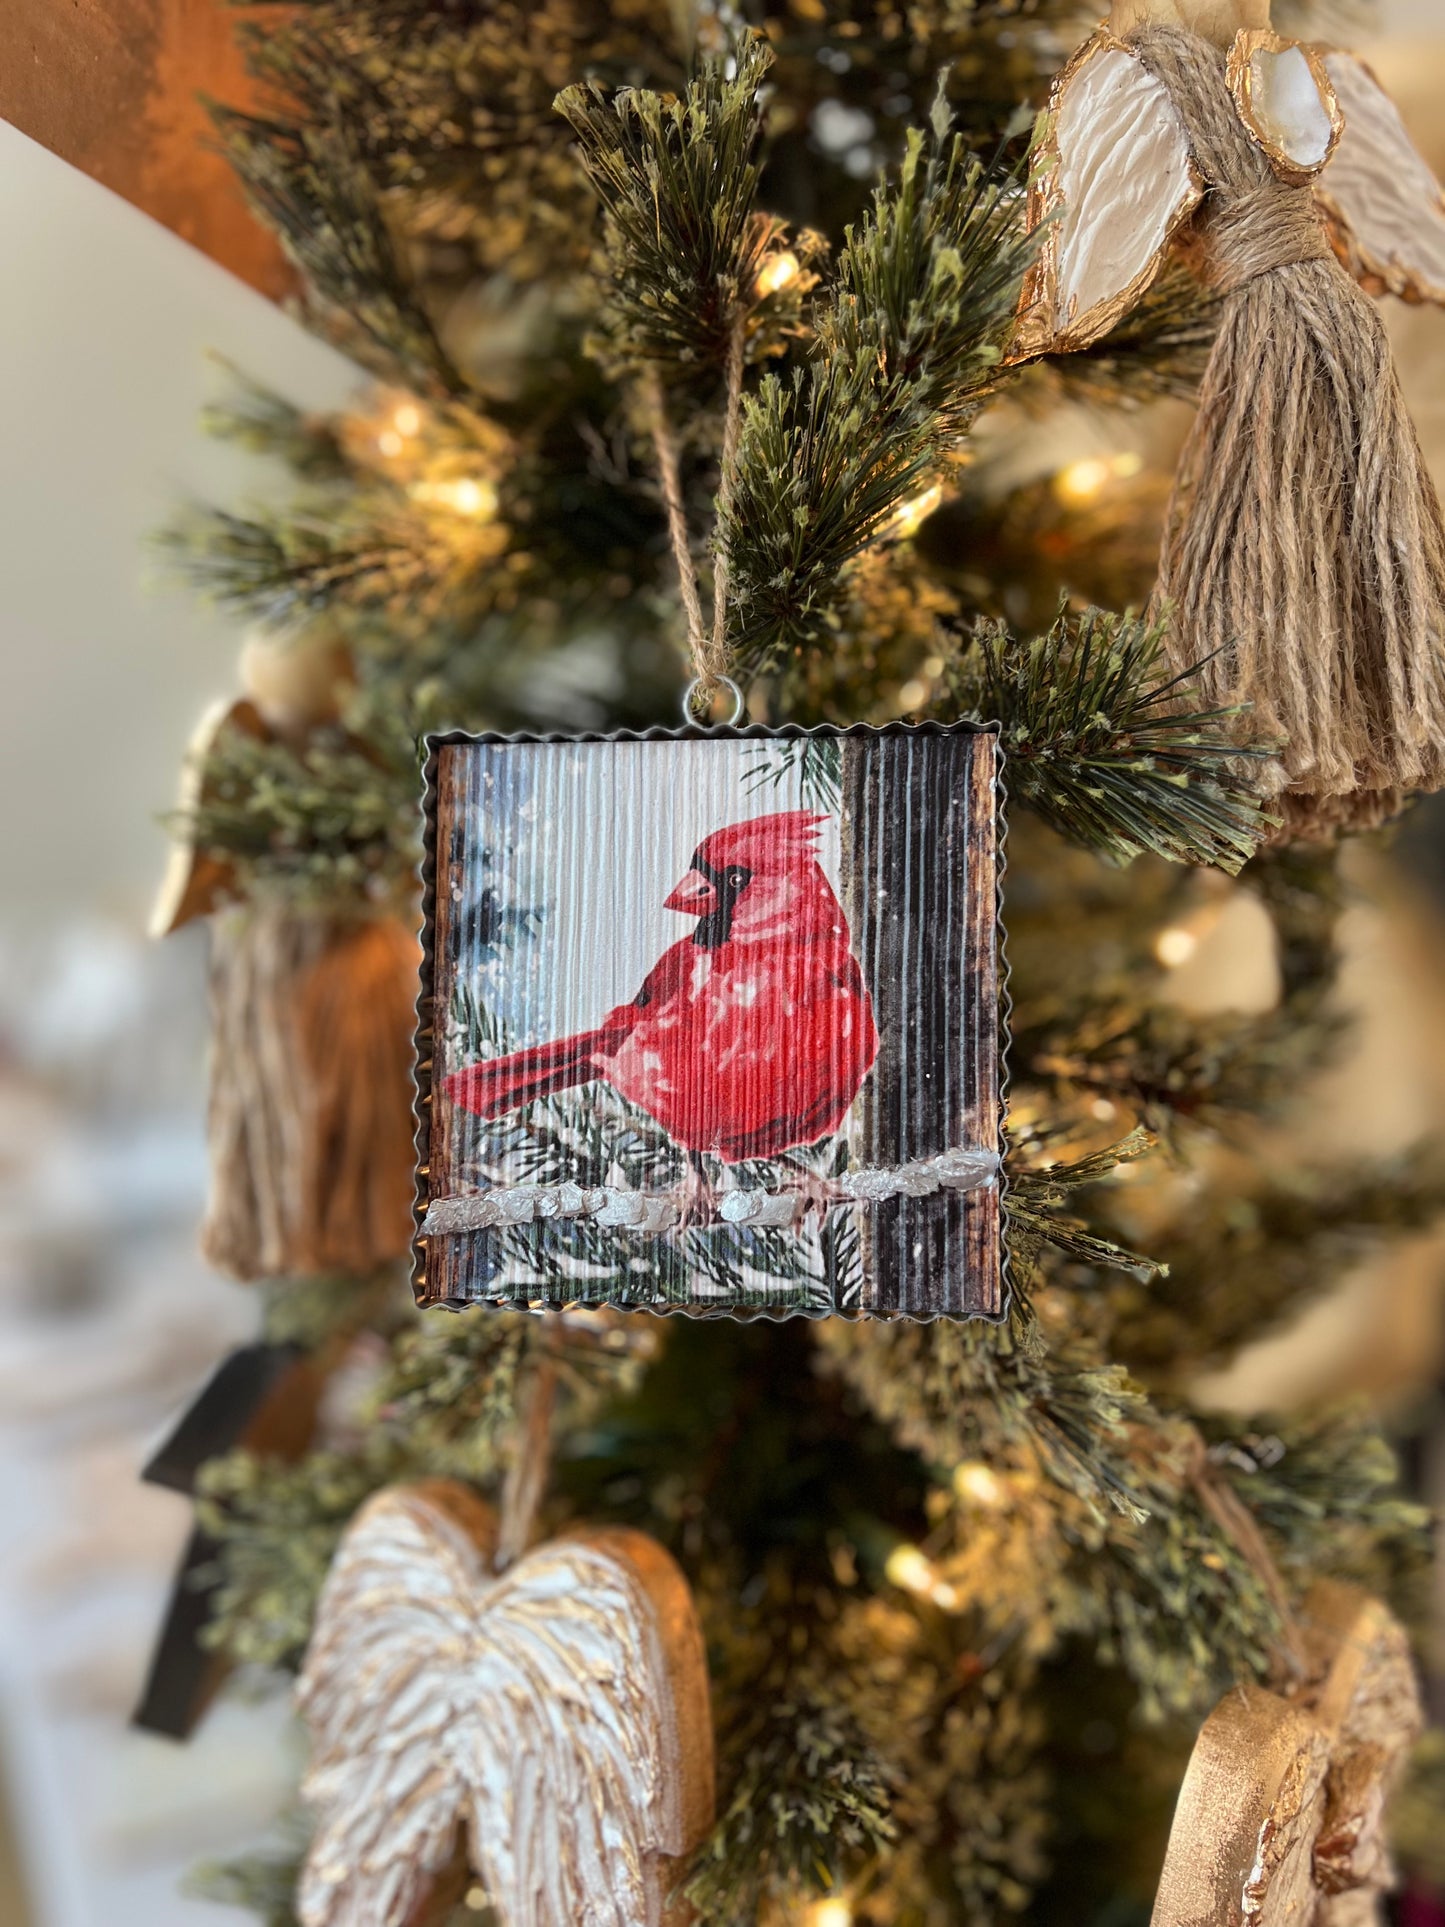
[681, 676, 746, 728]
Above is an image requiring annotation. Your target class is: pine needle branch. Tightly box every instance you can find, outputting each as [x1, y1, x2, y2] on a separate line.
[950, 605, 1273, 872]
[230, 1, 689, 290]
[1114, 1143, 1445, 1375]
[1017, 995, 1349, 1140]
[200, 359, 349, 477]
[814, 1313, 1366, 1717]
[684, 1693, 898, 1923]
[723, 101, 1034, 671]
[185, 1843, 305, 1927]
[212, 102, 465, 396]
[555, 34, 796, 377]
[1007, 1128, 1163, 1278]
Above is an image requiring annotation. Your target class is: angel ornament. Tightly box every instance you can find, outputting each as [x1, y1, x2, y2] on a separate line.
[1016, 0, 1445, 840]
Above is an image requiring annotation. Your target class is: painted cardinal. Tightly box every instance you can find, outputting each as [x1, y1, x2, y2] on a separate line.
[445, 811, 877, 1173]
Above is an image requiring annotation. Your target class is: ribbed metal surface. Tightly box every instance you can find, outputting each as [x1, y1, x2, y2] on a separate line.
[417, 723, 1003, 1321]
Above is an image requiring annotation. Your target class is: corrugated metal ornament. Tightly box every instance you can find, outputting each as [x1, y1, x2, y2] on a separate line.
[415, 722, 1007, 1322]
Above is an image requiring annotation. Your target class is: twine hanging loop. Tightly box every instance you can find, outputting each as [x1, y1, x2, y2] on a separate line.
[644, 311, 749, 728]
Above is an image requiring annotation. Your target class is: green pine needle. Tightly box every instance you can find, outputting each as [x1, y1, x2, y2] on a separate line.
[724, 106, 1036, 670]
[684, 1697, 898, 1923]
[555, 33, 789, 374]
[211, 102, 465, 395]
[953, 604, 1274, 872]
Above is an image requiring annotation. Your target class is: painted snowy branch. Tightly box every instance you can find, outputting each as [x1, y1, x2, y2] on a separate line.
[421, 1147, 1001, 1237]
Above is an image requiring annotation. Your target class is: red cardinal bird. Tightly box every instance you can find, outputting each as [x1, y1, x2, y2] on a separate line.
[445, 810, 878, 1167]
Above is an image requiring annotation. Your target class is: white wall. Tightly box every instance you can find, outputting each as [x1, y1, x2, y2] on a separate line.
[0, 120, 358, 931]
[0, 123, 360, 1927]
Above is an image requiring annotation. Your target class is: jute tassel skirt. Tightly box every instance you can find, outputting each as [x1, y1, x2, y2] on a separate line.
[202, 905, 420, 1280]
[1133, 27, 1445, 842]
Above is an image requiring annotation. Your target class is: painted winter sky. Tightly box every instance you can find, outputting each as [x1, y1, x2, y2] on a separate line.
[450, 737, 842, 1049]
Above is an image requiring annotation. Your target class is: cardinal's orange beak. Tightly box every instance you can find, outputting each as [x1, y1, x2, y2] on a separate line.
[664, 868, 717, 915]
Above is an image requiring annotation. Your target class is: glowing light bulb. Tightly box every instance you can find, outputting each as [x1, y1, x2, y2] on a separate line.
[1053, 450, 1145, 507]
[1054, 457, 1111, 506]
[450, 477, 493, 517]
[393, 402, 422, 437]
[889, 482, 943, 540]
[807, 1901, 854, 1927]
[1155, 926, 1198, 968]
[953, 1461, 1006, 1509]
[756, 250, 801, 297]
[884, 1543, 958, 1608]
[412, 476, 500, 520]
[885, 1543, 934, 1597]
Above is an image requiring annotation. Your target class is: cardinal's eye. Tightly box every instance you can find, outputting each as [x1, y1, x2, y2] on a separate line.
[727, 868, 747, 889]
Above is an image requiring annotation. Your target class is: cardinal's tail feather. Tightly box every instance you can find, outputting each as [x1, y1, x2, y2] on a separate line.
[444, 1030, 607, 1118]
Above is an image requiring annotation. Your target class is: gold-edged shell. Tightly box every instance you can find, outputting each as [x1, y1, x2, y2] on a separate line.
[1227, 29, 1344, 184]
[1011, 31, 1203, 360]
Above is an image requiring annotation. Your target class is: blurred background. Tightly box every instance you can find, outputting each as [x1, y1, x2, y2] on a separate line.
[0, 1, 1442, 1922]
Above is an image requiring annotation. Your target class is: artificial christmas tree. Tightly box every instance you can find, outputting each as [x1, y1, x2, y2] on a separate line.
[145, 2, 1445, 1921]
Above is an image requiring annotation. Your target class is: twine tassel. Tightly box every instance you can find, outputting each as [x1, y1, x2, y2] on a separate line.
[1135, 27, 1445, 841]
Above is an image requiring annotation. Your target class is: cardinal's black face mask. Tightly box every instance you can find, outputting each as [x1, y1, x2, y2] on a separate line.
[690, 855, 753, 949]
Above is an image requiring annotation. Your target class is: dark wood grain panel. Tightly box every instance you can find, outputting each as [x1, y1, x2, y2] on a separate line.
[842, 729, 1002, 1318]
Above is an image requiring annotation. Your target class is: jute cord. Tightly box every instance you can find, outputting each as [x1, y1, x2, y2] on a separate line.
[643, 347, 743, 720]
[711, 316, 747, 666]
[495, 1347, 560, 1570]
[643, 370, 711, 674]
[1130, 27, 1445, 841]
[202, 907, 418, 1280]
[1187, 1432, 1307, 1678]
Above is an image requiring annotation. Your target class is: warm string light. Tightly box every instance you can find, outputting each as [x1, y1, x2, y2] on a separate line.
[755, 249, 801, 297]
[1153, 891, 1231, 971]
[805, 1900, 854, 1927]
[884, 1542, 960, 1611]
[888, 481, 943, 540]
[373, 391, 501, 522]
[952, 1460, 1006, 1509]
[411, 476, 500, 520]
[896, 652, 946, 715]
[377, 399, 424, 459]
[1052, 449, 1144, 507]
[1154, 925, 1199, 968]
